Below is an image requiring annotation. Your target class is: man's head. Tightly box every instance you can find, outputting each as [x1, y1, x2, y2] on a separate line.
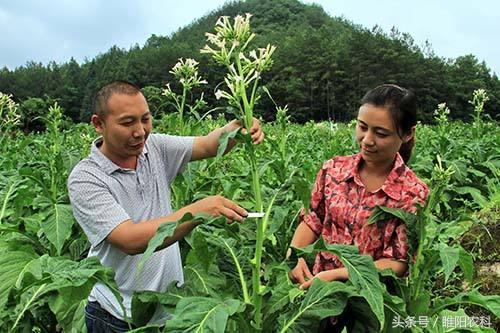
[93, 80, 143, 119]
[91, 81, 152, 166]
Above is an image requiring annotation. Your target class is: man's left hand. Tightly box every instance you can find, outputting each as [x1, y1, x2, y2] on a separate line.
[241, 118, 264, 144]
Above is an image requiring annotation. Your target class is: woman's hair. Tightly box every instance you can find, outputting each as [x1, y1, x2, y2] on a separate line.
[360, 84, 417, 163]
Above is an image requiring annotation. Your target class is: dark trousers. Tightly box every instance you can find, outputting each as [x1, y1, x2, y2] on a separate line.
[85, 301, 135, 333]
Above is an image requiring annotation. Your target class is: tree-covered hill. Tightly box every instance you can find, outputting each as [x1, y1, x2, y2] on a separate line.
[1, 0, 498, 127]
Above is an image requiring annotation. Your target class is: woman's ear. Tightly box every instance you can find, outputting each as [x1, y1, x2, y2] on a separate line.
[404, 126, 416, 143]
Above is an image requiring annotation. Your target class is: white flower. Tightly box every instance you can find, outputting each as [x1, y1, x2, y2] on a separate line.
[215, 90, 224, 100]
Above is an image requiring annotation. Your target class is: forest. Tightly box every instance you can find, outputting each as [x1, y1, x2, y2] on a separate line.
[0, 0, 499, 129]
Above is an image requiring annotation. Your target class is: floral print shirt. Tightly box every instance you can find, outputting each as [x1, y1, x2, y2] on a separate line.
[300, 153, 429, 274]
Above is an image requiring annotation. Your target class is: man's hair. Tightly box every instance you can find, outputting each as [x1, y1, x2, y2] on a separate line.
[93, 80, 143, 119]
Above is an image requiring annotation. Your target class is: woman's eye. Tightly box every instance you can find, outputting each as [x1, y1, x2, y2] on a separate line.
[376, 132, 388, 138]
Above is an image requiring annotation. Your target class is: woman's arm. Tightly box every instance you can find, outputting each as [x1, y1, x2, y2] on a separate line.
[288, 222, 319, 284]
[299, 258, 408, 289]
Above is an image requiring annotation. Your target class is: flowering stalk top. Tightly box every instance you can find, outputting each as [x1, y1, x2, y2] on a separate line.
[201, 13, 276, 129]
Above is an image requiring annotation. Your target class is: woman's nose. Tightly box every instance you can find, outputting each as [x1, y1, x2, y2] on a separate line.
[363, 132, 375, 146]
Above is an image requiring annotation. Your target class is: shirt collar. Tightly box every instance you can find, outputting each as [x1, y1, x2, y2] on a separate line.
[344, 152, 406, 201]
[90, 137, 148, 175]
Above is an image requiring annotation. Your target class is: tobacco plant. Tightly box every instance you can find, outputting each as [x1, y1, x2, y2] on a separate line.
[162, 58, 208, 135]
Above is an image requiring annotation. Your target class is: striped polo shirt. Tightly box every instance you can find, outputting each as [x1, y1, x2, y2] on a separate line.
[68, 133, 194, 325]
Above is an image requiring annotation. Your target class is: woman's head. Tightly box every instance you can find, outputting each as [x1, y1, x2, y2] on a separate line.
[356, 84, 417, 164]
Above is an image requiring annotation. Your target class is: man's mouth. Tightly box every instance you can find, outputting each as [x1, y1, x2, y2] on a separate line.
[130, 142, 144, 149]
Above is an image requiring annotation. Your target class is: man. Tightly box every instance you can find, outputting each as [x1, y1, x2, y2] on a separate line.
[68, 80, 264, 332]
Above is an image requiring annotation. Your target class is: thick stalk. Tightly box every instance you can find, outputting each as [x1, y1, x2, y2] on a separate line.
[179, 86, 187, 135]
[248, 141, 264, 329]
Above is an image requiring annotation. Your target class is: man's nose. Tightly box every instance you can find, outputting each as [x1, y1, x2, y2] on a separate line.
[133, 124, 145, 138]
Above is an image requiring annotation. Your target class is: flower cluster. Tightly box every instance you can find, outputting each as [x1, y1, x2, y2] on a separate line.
[163, 58, 207, 97]
[201, 14, 256, 65]
[434, 102, 451, 125]
[201, 14, 276, 128]
[0, 92, 21, 130]
[469, 88, 489, 117]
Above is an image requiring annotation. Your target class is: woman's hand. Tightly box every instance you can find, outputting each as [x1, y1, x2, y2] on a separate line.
[299, 268, 346, 290]
[289, 258, 314, 284]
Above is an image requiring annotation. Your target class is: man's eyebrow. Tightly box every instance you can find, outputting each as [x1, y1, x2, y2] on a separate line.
[118, 111, 150, 121]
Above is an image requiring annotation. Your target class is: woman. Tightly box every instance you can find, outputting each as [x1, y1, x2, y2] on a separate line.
[289, 84, 429, 330]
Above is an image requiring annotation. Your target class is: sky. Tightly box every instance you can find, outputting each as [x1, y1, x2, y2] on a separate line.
[0, 0, 499, 75]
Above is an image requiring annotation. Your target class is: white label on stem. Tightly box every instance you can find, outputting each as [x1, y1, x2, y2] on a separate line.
[247, 212, 265, 218]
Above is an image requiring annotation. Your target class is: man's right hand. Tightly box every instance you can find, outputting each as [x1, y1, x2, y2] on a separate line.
[189, 195, 248, 223]
[289, 257, 314, 284]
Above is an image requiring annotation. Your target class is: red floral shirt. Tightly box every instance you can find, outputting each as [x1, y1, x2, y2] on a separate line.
[300, 153, 429, 275]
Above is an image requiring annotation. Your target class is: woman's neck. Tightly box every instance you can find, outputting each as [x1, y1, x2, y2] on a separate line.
[358, 158, 395, 192]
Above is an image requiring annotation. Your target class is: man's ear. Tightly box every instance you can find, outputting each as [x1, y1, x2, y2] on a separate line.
[91, 114, 104, 134]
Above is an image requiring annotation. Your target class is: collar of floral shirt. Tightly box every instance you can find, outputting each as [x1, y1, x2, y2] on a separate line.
[341, 153, 406, 201]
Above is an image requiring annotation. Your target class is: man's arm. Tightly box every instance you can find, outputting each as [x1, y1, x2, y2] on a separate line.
[191, 118, 264, 161]
[107, 196, 247, 255]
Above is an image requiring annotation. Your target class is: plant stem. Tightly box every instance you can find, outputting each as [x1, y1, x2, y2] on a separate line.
[179, 86, 187, 135]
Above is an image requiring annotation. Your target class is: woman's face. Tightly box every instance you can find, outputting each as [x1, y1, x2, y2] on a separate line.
[355, 103, 411, 164]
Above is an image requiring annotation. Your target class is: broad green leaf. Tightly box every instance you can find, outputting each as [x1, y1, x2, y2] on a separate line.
[165, 297, 242, 333]
[0, 250, 38, 310]
[454, 186, 487, 207]
[408, 293, 431, 317]
[277, 280, 356, 333]
[438, 243, 460, 283]
[48, 292, 87, 333]
[438, 219, 473, 243]
[0, 178, 20, 223]
[216, 127, 241, 157]
[204, 233, 249, 303]
[11, 283, 49, 331]
[131, 291, 159, 327]
[184, 264, 226, 296]
[458, 246, 474, 283]
[12, 255, 123, 331]
[295, 238, 386, 327]
[135, 213, 208, 278]
[264, 273, 295, 318]
[367, 205, 416, 225]
[292, 177, 311, 213]
[432, 290, 500, 318]
[128, 325, 162, 333]
[41, 203, 74, 255]
[186, 229, 215, 271]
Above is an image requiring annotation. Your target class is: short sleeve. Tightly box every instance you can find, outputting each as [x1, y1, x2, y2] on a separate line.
[299, 166, 326, 235]
[68, 169, 130, 246]
[148, 134, 194, 183]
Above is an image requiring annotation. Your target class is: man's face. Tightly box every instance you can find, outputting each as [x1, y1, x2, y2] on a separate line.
[93, 92, 152, 164]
